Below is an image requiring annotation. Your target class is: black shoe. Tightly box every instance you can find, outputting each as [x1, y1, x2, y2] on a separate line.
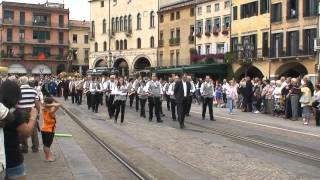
[149, 118, 152, 122]
[186, 113, 190, 117]
[180, 124, 185, 129]
[173, 118, 176, 121]
[157, 120, 163, 123]
[161, 114, 165, 117]
[202, 117, 205, 120]
[210, 117, 215, 121]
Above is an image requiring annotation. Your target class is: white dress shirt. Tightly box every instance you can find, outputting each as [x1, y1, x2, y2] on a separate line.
[182, 81, 187, 97]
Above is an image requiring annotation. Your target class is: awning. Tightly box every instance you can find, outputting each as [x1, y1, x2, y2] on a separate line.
[87, 67, 111, 75]
[156, 63, 229, 74]
[32, 64, 52, 74]
[0, 66, 8, 73]
[8, 64, 27, 74]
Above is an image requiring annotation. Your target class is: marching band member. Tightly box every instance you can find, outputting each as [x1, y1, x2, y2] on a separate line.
[106, 75, 116, 119]
[174, 74, 191, 129]
[113, 77, 127, 123]
[137, 80, 147, 118]
[128, 79, 135, 108]
[144, 74, 163, 123]
[167, 76, 177, 121]
[75, 77, 84, 105]
[132, 77, 142, 112]
[89, 77, 103, 113]
[186, 75, 195, 116]
[102, 75, 110, 107]
[163, 79, 171, 111]
[200, 76, 215, 121]
[83, 76, 92, 110]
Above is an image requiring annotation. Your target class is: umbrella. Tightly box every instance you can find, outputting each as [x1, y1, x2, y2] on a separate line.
[0, 66, 8, 73]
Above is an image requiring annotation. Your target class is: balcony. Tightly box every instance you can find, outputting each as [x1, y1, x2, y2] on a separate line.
[188, 35, 194, 44]
[2, 18, 14, 25]
[169, 38, 180, 46]
[159, 40, 164, 47]
[205, 31, 211, 37]
[33, 21, 51, 27]
[213, 27, 220, 36]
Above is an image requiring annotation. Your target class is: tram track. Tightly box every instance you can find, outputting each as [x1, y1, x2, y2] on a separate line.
[60, 105, 150, 180]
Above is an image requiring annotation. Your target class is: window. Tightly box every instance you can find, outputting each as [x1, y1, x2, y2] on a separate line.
[124, 39, 127, 49]
[150, 36, 155, 48]
[271, 3, 282, 22]
[73, 34, 78, 43]
[84, 49, 89, 62]
[170, 29, 175, 39]
[304, 0, 317, 17]
[137, 13, 141, 30]
[198, 7, 202, 16]
[271, 33, 283, 57]
[32, 47, 50, 57]
[233, 6, 238, 20]
[205, 44, 211, 54]
[84, 35, 89, 44]
[225, 0, 230, 8]
[240, 1, 258, 19]
[176, 51, 180, 66]
[205, 19, 212, 33]
[4, 10, 14, 21]
[111, 18, 115, 32]
[124, 16, 128, 31]
[241, 34, 257, 57]
[20, 12, 25, 25]
[113, 0, 117, 5]
[7, 29, 12, 42]
[116, 40, 119, 50]
[196, 20, 203, 34]
[287, 0, 298, 19]
[102, 19, 106, 33]
[59, 31, 64, 44]
[101, 1, 104, 7]
[206, 5, 211, 13]
[59, 15, 64, 27]
[170, 13, 175, 21]
[214, 17, 221, 30]
[95, 42, 98, 52]
[92, 21, 95, 38]
[231, 37, 238, 53]
[150, 11, 155, 27]
[7, 46, 13, 57]
[19, 46, 24, 56]
[176, 28, 180, 42]
[19, 29, 25, 41]
[33, 31, 50, 40]
[190, 7, 195, 16]
[197, 45, 202, 55]
[103, 41, 107, 51]
[137, 38, 141, 49]
[128, 15, 132, 31]
[120, 40, 123, 50]
[176, 11, 180, 20]
[215, 3, 220, 11]
[223, 16, 230, 28]
[160, 14, 164, 23]
[262, 32, 269, 57]
[217, 44, 224, 54]
[303, 29, 317, 55]
[287, 31, 299, 56]
[116, 17, 119, 31]
[33, 14, 50, 26]
[159, 53, 163, 66]
[260, 0, 270, 14]
[58, 48, 64, 57]
[120, 17, 123, 31]
[170, 51, 174, 66]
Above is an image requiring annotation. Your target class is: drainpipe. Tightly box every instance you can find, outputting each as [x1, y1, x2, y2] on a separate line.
[317, 0, 320, 83]
[268, 0, 272, 80]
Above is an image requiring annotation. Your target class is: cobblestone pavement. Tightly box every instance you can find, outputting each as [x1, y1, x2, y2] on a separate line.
[57, 97, 320, 179]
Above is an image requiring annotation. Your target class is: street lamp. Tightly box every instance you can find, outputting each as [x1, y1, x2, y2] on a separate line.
[237, 43, 254, 77]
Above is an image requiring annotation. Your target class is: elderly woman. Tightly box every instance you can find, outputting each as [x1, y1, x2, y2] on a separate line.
[273, 80, 284, 116]
[300, 83, 312, 125]
[289, 78, 301, 121]
[262, 80, 275, 114]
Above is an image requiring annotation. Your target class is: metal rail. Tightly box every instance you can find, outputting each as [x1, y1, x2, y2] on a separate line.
[60, 106, 149, 180]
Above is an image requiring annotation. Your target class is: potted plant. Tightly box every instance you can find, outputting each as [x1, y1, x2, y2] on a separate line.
[222, 27, 229, 35]
[205, 31, 211, 36]
[213, 27, 219, 36]
[196, 32, 202, 38]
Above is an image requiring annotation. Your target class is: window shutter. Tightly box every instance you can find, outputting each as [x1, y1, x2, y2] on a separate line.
[279, 33, 283, 57]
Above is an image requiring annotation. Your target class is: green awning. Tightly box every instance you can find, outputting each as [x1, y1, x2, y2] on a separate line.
[156, 63, 228, 74]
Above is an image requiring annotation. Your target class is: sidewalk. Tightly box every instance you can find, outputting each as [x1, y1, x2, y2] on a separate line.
[25, 110, 103, 180]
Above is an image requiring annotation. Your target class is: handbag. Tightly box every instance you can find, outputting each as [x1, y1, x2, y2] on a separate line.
[299, 94, 311, 104]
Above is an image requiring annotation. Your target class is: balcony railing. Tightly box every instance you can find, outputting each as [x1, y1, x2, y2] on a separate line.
[0, 19, 69, 28]
[33, 21, 51, 27]
[38, 39, 46, 43]
[169, 38, 180, 46]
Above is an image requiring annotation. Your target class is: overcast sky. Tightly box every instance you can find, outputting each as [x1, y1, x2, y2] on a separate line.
[2, 0, 90, 20]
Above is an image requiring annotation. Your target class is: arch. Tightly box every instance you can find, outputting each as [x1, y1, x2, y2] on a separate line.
[8, 64, 27, 74]
[234, 65, 264, 80]
[111, 18, 115, 32]
[137, 38, 141, 49]
[137, 13, 141, 30]
[150, 36, 154, 48]
[57, 64, 66, 74]
[102, 19, 106, 33]
[120, 16, 123, 31]
[32, 64, 52, 74]
[128, 15, 132, 31]
[124, 15, 128, 31]
[275, 62, 308, 78]
[114, 58, 129, 76]
[116, 17, 119, 32]
[150, 11, 155, 28]
[94, 59, 107, 68]
[133, 56, 151, 70]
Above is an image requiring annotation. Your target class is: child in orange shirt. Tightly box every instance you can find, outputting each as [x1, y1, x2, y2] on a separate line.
[41, 97, 60, 162]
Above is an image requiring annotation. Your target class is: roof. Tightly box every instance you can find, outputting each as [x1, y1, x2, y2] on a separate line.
[0, 1, 69, 13]
[69, 20, 90, 28]
[160, 0, 195, 12]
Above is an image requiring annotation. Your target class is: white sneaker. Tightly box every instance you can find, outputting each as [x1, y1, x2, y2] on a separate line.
[254, 110, 260, 114]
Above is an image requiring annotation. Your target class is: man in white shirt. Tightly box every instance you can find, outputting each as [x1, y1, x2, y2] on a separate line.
[107, 75, 116, 119]
[144, 74, 163, 123]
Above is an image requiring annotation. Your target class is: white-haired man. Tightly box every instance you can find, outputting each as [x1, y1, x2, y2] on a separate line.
[17, 76, 40, 153]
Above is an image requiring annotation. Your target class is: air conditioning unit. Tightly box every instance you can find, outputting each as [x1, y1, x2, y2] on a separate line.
[314, 38, 320, 51]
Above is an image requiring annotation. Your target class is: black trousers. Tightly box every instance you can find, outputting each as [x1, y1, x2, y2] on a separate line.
[315, 109, 320, 126]
[140, 98, 147, 117]
[99, 93, 103, 105]
[202, 97, 214, 120]
[166, 95, 171, 111]
[129, 94, 134, 107]
[70, 91, 76, 104]
[63, 89, 69, 100]
[177, 97, 188, 127]
[148, 97, 161, 121]
[105, 94, 109, 107]
[170, 99, 177, 120]
[108, 95, 115, 118]
[86, 92, 91, 109]
[243, 96, 252, 112]
[186, 95, 193, 114]
[76, 90, 83, 105]
[135, 94, 139, 111]
[91, 93, 100, 113]
[114, 100, 126, 123]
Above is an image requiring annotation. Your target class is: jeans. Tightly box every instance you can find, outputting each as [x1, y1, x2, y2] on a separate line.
[227, 98, 234, 113]
[202, 97, 214, 120]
